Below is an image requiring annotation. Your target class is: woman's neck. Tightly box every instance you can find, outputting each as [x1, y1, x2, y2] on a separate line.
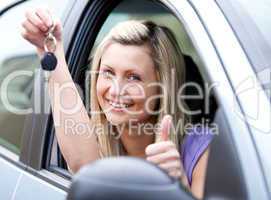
[116, 117, 156, 158]
[120, 130, 154, 158]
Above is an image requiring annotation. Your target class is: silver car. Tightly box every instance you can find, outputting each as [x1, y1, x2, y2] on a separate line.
[0, 0, 270, 199]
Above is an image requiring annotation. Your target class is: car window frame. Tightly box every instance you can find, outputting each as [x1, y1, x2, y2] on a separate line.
[40, 0, 122, 180]
[45, 0, 243, 197]
[47, 0, 241, 185]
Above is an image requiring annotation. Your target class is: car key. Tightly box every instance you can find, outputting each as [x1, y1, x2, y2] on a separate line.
[40, 23, 57, 82]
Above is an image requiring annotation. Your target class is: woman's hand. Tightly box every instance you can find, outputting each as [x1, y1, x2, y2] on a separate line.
[21, 7, 63, 58]
[145, 115, 190, 187]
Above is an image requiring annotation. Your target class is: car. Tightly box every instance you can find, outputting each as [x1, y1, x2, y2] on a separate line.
[0, 0, 270, 199]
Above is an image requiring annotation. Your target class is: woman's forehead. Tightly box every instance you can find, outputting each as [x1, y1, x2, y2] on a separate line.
[100, 43, 155, 73]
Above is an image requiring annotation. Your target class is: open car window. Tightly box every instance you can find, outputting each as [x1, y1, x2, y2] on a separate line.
[49, 0, 218, 190]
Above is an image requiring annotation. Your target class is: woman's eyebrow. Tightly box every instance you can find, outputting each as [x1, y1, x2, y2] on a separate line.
[100, 64, 114, 70]
[126, 69, 143, 75]
[101, 63, 144, 75]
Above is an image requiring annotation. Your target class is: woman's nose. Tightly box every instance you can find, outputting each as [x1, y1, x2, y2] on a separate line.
[108, 78, 125, 97]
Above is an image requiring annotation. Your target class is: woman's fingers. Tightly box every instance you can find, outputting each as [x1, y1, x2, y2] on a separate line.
[21, 28, 44, 49]
[145, 141, 175, 156]
[22, 7, 63, 54]
[169, 170, 182, 178]
[22, 19, 43, 35]
[159, 160, 181, 171]
[145, 141, 180, 166]
[25, 9, 48, 32]
[146, 149, 180, 164]
[35, 7, 53, 28]
[145, 141, 186, 181]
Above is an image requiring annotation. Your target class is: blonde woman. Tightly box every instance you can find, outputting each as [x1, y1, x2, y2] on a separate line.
[21, 8, 213, 199]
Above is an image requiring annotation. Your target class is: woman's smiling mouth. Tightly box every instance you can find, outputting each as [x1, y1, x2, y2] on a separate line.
[106, 99, 134, 110]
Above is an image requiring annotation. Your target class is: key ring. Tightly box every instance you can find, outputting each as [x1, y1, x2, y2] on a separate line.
[44, 21, 56, 52]
[44, 33, 57, 52]
[41, 17, 58, 83]
[48, 20, 55, 34]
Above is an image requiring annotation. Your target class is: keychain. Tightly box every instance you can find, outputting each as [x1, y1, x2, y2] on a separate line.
[40, 22, 58, 82]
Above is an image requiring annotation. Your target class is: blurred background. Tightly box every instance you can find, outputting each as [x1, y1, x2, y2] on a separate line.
[0, 0, 69, 154]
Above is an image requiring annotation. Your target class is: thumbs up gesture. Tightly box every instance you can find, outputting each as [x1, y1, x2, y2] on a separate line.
[145, 115, 187, 182]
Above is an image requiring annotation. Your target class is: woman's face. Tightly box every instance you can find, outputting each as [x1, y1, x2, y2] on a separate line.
[96, 43, 159, 125]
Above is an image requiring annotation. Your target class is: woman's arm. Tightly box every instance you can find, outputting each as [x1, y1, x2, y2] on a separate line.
[191, 147, 210, 199]
[22, 8, 100, 173]
[48, 48, 100, 173]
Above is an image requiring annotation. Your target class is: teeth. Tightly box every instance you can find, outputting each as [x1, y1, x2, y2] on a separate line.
[109, 100, 129, 108]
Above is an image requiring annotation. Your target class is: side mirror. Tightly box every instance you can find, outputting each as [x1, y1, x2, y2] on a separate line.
[67, 157, 194, 200]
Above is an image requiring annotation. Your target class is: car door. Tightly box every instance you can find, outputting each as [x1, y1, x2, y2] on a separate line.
[0, 0, 71, 199]
[187, 0, 271, 199]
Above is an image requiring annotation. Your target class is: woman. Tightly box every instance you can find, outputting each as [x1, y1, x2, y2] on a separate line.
[21, 8, 213, 199]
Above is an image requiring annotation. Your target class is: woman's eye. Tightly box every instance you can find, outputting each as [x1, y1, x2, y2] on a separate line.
[128, 74, 141, 81]
[101, 69, 113, 78]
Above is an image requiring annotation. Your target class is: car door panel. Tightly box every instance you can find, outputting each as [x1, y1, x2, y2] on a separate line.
[0, 157, 66, 199]
[0, 157, 22, 199]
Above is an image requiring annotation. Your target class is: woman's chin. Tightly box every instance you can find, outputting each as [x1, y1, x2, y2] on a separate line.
[104, 113, 129, 126]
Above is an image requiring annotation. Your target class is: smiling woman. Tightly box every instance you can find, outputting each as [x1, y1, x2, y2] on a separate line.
[90, 20, 187, 156]
[97, 44, 158, 124]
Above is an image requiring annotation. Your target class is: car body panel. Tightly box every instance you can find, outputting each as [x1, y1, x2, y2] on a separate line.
[0, 157, 21, 199]
[189, 0, 271, 196]
[165, 0, 270, 198]
[0, 156, 66, 199]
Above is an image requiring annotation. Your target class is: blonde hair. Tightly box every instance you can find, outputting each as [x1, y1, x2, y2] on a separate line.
[90, 20, 189, 157]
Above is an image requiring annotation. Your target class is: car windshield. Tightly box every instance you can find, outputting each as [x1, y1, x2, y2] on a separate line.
[216, 0, 271, 98]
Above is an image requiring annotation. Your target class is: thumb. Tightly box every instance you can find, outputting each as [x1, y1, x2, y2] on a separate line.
[160, 115, 172, 141]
